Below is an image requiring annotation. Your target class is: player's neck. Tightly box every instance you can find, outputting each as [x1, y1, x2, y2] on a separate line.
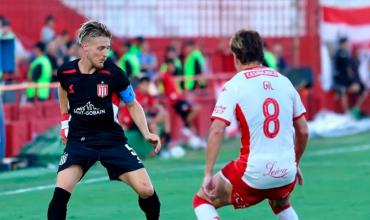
[237, 62, 261, 71]
[78, 58, 97, 74]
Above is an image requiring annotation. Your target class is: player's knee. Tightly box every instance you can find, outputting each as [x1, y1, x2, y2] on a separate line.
[269, 199, 291, 214]
[137, 184, 154, 198]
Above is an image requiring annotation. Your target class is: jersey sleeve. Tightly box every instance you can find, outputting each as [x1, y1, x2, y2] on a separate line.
[292, 88, 306, 121]
[111, 66, 136, 104]
[112, 67, 131, 92]
[211, 81, 237, 126]
[57, 67, 67, 90]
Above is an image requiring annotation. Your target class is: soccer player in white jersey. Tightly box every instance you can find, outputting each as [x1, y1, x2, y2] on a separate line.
[192, 30, 309, 220]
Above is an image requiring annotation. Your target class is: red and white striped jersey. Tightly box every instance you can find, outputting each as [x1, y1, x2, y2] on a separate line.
[211, 66, 306, 189]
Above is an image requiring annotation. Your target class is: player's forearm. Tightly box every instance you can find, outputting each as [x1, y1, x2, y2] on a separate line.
[294, 121, 309, 164]
[58, 85, 69, 114]
[295, 134, 308, 164]
[205, 124, 225, 175]
[127, 100, 150, 137]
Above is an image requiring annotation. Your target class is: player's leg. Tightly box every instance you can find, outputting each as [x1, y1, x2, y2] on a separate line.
[100, 143, 160, 220]
[269, 197, 298, 220]
[48, 142, 98, 220]
[193, 173, 232, 220]
[48, 165, 84, 220]
[268, 181, 298, 220]
[119, 168, 160, 220]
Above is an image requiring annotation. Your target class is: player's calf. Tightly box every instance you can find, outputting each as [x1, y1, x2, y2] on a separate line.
[47, 187, 71, 220]
[138, 190, 161, 220]
[193, 194, 220, 220]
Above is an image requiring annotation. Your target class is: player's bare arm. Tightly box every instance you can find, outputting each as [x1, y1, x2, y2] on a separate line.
[58, 85, 69, 144]
[293, 116, 309, 185]
[203, 120, 227, 197]
[127, 100, 161, 153]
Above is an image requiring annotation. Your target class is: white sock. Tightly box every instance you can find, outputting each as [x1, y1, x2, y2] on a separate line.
[194, 204, 220, 220]
[277, 207, 298, 220]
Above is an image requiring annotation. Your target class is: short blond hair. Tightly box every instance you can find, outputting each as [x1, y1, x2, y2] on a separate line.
[77, 20, 112, 45]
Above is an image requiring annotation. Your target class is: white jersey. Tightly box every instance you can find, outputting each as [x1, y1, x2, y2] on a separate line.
[212, 66, 306, 189]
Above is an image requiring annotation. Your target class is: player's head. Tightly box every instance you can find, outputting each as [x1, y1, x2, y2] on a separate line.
[230, 29, 264, 71]
[138, 76, 151, 94]
[77, 20, 112, 69]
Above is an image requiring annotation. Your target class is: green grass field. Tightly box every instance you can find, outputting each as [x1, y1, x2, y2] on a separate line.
[1, 131, 370, 220]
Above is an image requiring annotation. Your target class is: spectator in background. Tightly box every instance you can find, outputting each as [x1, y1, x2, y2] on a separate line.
[183, 40, 206, 90]
[0, 83, 4, 161]
[157, 58, 206, 149]
[160, 46, 182, 76]
[46, 39, 64, 82]
[0, 23, 4, 159]
[118, 41, 141, 79]
[130, 36, 145, 56]
[63, 40, 79, 64]
[0, 18, 15, 39]
[26, 42, 53, 101]
[40, 15, 56, 44]
[334, 37, 368, 119]
[263, 42, 277, 70]
[273, 43, 288, 72]
[139, 40, 157, 79]
[136, 76, 185, 158]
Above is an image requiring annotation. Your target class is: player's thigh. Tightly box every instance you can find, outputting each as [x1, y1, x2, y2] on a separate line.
[56, 142, 98, 192]
[197, 172, 233, 208]
[119, 168, 154, 198]
[56, 165, 84, 193]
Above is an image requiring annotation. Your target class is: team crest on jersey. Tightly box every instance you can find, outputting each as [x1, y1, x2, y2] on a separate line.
[97, 81, 108, 98]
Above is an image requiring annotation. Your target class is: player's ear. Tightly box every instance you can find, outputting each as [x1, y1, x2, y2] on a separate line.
[81, 42, 88, 52]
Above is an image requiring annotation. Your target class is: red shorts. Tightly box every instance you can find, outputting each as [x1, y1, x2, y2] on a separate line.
[221, 160, 296, 209]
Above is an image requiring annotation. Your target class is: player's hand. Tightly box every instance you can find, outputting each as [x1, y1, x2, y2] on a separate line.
[202, 174, 216, 199]
[144, 133, 161, 154]
[296, 166, 303, 186]
[60, 128, 68, 144]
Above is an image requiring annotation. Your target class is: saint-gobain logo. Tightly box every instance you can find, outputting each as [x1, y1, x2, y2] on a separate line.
[73, 101, 106, 116]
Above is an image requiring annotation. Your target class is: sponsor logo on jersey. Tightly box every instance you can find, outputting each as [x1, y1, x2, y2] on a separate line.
[59, 153, 68, 165]
[97, 81, 108, 98]
[68, 84, 75, 94]
[73, 101, 106, 115]
[213, 105, 227, 114]
[244, 70, 278, 79]
[263, 161, 288, 178]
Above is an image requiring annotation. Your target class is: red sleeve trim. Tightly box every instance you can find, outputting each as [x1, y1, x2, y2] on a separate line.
[60, 113, 69, 121]
[99, 70, 111, 75]
[293, 112, 306, 121]
[63, 69, 77, 74]
[211, 116, 231, 126]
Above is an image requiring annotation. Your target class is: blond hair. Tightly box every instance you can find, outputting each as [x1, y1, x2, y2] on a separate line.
[77, 20, 112, 45]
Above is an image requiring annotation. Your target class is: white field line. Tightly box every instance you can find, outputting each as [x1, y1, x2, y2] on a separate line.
[1, 144, 370, 196]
